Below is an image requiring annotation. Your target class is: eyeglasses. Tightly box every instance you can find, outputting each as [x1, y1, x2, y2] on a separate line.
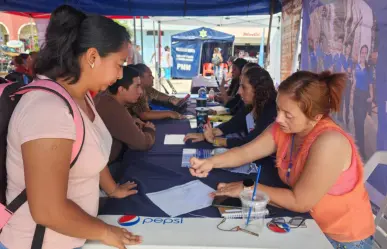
[216, 218, 259, 237]
[268, 217, 307, 229]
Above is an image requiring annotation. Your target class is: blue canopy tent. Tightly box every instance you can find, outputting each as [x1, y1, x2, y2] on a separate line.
[0, 0, 281, 16]
[171, 27, 234, 79]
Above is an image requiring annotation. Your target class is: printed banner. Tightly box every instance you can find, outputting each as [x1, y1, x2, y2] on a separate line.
[280, 0, 302, 81]
[301, 0, 387, 214]
[171, 40, 202, 79]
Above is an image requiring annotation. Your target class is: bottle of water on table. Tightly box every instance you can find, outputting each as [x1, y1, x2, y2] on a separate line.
[198, 85, 207, 99]
[208, 88, 215, 102]
[197, 86, 207, 107]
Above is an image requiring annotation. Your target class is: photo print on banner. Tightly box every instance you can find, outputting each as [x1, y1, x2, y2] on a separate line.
[301, 0, 387, 215]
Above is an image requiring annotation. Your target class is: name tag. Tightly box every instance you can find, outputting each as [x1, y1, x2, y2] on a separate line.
[245, 112, 255, 133]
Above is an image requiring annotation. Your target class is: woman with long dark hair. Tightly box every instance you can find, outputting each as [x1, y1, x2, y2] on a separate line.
[185, 65, 277, 149]
[0, 5, 140, 249]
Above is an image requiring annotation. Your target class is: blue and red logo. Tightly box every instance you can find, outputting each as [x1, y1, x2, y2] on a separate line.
[118, 215, 184, 227]
[118, 215, 141, 227]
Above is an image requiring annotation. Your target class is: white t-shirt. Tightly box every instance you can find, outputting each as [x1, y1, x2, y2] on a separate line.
[0, 90, 112, 249]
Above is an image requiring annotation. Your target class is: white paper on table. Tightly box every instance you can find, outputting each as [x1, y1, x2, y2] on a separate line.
[189, 119, 197, 129]
[146, 180, 215, 217]
[209, 106, 230, 115]
[213, 122, 222, 127]
[164, 134, 185, 145]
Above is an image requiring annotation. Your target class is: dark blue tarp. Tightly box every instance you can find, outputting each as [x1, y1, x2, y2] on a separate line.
[0, 0, 282, 16]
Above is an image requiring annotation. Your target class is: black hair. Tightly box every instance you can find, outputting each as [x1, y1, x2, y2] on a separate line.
[34, 5, 130, 84]
[132, 63, 149, 77]
[244, 67, 277, 120]
[232, 58, 248, 72]
[14, 56, 24, 65]
[108, 66, 140, 94]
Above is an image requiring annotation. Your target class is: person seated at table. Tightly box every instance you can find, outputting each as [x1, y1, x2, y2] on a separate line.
[95, 66, 156, 163]
[184, 66, 276, 149]
[188, 71, 375, 248]
[216, 58, 247, 109]
[128, 63, 184, 121]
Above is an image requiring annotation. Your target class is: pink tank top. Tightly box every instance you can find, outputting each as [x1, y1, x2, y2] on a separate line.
[280, 133, 358, 195]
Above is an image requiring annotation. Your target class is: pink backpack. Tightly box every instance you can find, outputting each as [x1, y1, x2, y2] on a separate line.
[0, 79, 86, 249]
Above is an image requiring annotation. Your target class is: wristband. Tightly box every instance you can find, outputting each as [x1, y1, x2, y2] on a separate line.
[213, 137, 221, 147]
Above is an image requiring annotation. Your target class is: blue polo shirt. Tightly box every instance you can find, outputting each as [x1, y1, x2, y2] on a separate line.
[354, 64, 372, 91]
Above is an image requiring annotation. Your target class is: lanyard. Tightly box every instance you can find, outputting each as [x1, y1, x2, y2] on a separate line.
[286, 135, 295, 184]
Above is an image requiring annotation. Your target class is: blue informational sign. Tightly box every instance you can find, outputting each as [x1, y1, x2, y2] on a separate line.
[171, 40, 202, 79]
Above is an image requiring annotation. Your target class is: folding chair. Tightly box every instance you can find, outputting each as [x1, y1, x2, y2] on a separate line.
[373, 195, 387, 249]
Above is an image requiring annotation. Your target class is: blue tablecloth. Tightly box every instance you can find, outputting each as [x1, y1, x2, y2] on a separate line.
[100, 117, 311, 219]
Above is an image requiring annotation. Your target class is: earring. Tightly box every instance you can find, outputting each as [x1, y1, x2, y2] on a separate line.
[90, 63, 95, 69]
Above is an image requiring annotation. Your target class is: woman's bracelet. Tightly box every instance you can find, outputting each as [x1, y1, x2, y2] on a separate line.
[213, 137, 221, 147]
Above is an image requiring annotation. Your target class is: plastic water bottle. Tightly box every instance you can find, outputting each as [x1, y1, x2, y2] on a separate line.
[198, 86, 207, 99]
[208, 88, 215, 102]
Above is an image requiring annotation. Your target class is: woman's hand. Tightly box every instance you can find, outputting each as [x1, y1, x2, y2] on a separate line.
[170, 98, 181, 106]
[169, 111, 185, 120]
[184, 133, 205, 143]
[100, 225, 142, 249]
[134, 118, 145, 129]
[211, 182, 244, 198]
[203, 123, 215, 143]
[189, 158, 214, 178]
[110, 181, 138, 199]
[144, 122, 156, 131]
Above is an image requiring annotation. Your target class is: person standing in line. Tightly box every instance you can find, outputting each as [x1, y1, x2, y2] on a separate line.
[133, 45, 143, 64]
[353, 45, 374, 159]
[212, 47, 223, 79]
[161, 46, 172, 82]
[0, 5, 141, 249]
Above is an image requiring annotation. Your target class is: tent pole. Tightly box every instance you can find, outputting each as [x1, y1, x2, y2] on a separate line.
[158, 21, 162, 79]
[133, 17, 137, 46]
[152, 21, 160, 91]
[140, 16, 144, 62]
[266, 0, 275, 66]
[198, 43, 203, 76]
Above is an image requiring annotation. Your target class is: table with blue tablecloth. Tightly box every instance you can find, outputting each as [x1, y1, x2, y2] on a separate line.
[99, 115, 310, 219]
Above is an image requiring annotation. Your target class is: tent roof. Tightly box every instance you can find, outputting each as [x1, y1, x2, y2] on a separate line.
[0, 0, 282, 16]
[171, 27, 235, 42]
[151, 14, 281, 28]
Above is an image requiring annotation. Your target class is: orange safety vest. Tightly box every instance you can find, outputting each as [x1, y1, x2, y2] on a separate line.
[272, 117, 375, 242]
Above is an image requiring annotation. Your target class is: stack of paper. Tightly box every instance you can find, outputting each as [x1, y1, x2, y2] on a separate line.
[164, 134, 185, 145]
[146, 180, 215, 217]
[209, 106, 230, 115]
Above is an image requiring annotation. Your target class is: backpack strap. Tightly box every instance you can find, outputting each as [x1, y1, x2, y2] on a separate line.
[5, 79, 86, 249]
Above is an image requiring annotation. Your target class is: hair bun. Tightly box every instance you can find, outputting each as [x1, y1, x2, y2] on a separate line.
[318, 71, 332, 82]
[47, 5, 86, 36]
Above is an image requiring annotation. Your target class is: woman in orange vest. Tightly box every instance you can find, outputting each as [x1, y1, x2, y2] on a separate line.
[189, 70, 375, 248]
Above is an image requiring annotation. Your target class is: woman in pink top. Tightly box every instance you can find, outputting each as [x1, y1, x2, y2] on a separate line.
[0, 5, 141, 249]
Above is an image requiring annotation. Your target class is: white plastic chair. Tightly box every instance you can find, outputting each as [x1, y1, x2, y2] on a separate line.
[363, 151, 387, 248]
[364, 151, 387, 182]
[373, 195, 387, 249]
